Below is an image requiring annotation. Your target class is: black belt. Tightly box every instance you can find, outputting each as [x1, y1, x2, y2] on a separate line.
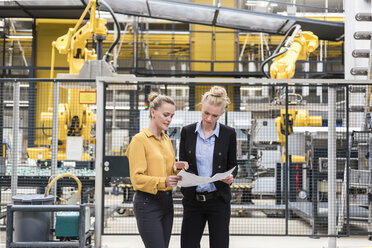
[195, 191, 219, 202]
[136, 190, 172, 198]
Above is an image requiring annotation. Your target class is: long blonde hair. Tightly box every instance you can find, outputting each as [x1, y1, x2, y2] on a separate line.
[148, 92, 175, 118]
[201, 86, 230, 109]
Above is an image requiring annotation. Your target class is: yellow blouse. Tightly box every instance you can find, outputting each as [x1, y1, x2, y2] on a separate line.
[125, 128, 176, 194]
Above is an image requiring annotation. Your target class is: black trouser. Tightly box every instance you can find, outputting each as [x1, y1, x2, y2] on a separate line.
[181, 194, 231, 248]
[134, 190, 174, 248]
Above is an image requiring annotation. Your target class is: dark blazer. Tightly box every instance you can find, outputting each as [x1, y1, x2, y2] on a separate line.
[179, 122, 238, 203]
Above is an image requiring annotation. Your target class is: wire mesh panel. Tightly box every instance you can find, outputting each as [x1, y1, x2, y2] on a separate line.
[99, 78, 368, 238]
[231, 83, 284, 235]
[0, 81, 36, 204]
[347, 131, 372, 235]
[101, 81, 285, 235]
[0, 81, 14, 206]
[0, 80, 97, 221]
[285, 84, 348, 236]
[345, 83, 372, 235]
[102, 82, 138, 235]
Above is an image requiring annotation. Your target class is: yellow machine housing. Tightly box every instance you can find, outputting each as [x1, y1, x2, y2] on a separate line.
[28, 89, 96, 161]
[29, 0, 103, 161]
[275, 107, 323, 163]
[275, 109, 322, 162]
[275, 109, 322, 146]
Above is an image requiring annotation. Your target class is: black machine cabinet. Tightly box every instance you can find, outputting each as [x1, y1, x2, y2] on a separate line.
[103, 156, 130, 177]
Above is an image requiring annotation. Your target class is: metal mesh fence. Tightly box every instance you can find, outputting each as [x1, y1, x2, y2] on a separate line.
[1, 78, 372, 242]
[0, 80, 97, 247]
[98, 79, 366, 237]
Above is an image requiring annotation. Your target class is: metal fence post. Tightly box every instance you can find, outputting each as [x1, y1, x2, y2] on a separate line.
[284, 84, 289, 235]
[328, 86, 337, 247]
[11, 81, 20, 197]
[6, 205, 14, 247]
[79, 205, 86, 248]
[95, 79, 104, 248]
[51, 80, 60, 197]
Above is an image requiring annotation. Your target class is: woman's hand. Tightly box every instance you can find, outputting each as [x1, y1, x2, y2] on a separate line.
[220, 174, 234, 184]
[173, 161, 189, 171]
[165, 175, 182, 187]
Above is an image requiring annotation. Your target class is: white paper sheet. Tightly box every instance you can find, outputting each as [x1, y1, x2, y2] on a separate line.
[177, 166, 236, 187]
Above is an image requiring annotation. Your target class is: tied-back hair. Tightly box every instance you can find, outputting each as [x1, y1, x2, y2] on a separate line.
[201, 86, 230, 109]
[148, 92, 175, 118]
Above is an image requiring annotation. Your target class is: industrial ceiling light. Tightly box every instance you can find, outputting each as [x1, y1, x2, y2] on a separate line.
[245, 0, 270, 7]
[8, 34, 33, 39]
[245, 0, 278, 8]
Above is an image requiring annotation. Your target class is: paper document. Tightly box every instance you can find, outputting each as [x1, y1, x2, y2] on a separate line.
[177, 166, 236, 187]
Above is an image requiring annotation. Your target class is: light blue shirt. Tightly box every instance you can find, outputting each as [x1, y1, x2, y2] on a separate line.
[195, 121, 220, 192]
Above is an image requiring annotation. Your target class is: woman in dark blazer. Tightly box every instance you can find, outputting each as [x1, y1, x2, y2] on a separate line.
[179, 86, 238, 248]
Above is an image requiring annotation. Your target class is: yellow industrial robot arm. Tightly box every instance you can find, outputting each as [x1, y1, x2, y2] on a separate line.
[50, 0, 107, 77]
[262, 25, 321, 162]
[275, 109, 322, 145]
[270, 31, 319, 79]
[275, 109, 322, 162]
[261, 24, 319, 80]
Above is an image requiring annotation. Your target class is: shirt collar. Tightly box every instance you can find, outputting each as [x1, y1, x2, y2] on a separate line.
[194, 121, 220, 138]
[143, 128, 164, 139]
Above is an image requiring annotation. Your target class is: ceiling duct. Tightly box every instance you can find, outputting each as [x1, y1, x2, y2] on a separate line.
[0, 0, 344, 41]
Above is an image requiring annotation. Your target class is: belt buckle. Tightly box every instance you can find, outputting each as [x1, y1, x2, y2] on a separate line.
[196, 194, 206, 202]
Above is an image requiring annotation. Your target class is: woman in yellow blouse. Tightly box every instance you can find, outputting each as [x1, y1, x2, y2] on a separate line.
[126, 92, 188, 248]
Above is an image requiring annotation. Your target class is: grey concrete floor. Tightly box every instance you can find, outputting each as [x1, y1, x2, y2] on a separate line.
[102, 235, 372, 248]
[1, 231, 372, 248]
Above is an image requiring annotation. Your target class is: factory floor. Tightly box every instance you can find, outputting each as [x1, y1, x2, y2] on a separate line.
[101, 235, 372, 248]
[1, 232, 371, 248]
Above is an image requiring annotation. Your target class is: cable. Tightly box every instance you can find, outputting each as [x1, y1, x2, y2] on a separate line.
[99, 0, 121, 62]
[261, 49, 288, 78]
[260, 24, 302, 78]
[45, 173, 82, 204]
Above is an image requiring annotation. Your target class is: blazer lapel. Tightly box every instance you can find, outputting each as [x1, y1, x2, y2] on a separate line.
[189, 124, 198, 175]
[212, 126, 224, 175]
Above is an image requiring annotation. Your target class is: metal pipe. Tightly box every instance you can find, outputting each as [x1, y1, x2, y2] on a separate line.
[2, 29, 5, 77]
[133, 17, 138, 71]
[95, 37, 105, 60]
[285, 84, 289, 235]
[6, 205, 14, 247]
[51, 80, 59, 197]
[10, 242, 79, 247]
[114, 23, 129, 64]
[346, 87, 350, 235]
[79, 205, 86, 248]
[369, 136, 372, 169]
[328, 86, 337, 248]
[94, 80, 105, 248]
[50, 42, 56, 78]
[27, 20, 36, 146]
[11, 81, 20, 197]
[238, 33, 249, 62]
[9, 205, 81, 211]
[0, 81, 3, 156]
[113, 22, 119, 68]
[9, 20, 29, 71]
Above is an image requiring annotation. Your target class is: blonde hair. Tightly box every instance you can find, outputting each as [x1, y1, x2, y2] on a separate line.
[148, 92, 175, 118]
[201, 86, 230, 109]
